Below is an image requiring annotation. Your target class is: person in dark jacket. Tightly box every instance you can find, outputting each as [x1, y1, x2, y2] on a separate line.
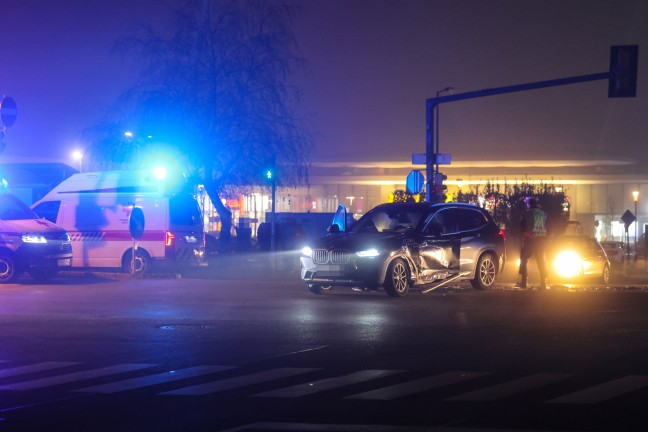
[517, 197, 548, 289]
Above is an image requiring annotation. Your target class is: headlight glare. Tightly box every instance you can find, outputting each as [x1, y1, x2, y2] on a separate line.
[356, 248, 380, 257]
[302, 246, 313, 257]
[553, 250, 582, 278]
[22, 234, 47, 244]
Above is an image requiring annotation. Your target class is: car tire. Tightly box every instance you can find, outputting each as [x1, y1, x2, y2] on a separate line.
[0, 252, 18, 283]
[470, 252, 497, 290]
[602, 263, 610, 285]
[122, 249, 151, 276]
[308, 284, 332, 294]
[384, 258, 410, 297]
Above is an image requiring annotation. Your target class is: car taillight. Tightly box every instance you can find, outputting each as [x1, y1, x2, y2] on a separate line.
[165, 231, 176, 247]
[499, 229, 506, 241]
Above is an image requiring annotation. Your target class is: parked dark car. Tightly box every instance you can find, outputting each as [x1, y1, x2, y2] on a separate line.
[600, 240, 633, 272]
[546, 236, 610, 284]
[300, 202, 506, 297]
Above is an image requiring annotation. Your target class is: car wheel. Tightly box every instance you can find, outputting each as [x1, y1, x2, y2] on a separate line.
[308, 284, 332, 294]
[122, 249, 151, 276]
[601, 263, 610, 285]
[0, 253, 18, 283]
[470, 252, 497, 290]
[384, 258, 409, 297]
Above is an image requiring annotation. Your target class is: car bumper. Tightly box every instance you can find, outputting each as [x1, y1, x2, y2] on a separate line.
[300, 256, 383, 288]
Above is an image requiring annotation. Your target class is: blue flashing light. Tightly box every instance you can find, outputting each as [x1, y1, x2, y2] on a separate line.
[153, 166, 168, 181]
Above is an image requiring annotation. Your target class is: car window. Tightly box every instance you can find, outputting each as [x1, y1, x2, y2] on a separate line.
[454, 208, 488, 231]
[422, 209, 458, 235]
[350, 209, 423, 233]
[32, 200, 61, 223]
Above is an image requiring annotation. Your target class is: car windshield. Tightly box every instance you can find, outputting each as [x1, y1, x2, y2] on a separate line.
[349, 208, 423, 233]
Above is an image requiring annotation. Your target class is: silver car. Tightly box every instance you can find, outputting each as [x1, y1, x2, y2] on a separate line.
[300, 202, 506, 297]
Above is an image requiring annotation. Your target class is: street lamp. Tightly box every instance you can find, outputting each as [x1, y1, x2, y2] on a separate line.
[633, 190, 639, 254]
[72, 149, 83, 172]
[435, 87, 454, 176]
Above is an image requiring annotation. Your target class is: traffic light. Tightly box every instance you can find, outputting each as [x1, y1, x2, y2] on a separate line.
[263, 155, 276, 182]
[608, 45, 638, 98]
[432, 172, 447, 203]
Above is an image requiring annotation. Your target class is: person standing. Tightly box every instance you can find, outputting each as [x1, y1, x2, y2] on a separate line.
[517, 197, 548, 289]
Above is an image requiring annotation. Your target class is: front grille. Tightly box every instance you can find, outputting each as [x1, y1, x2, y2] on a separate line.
[312, 249, 352, 264]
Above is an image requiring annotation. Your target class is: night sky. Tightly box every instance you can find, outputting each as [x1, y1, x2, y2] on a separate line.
[2, 0, 647, 167]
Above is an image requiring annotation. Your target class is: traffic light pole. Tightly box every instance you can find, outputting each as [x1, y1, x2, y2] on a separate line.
[425, 70, 610, 202]
[270, 175, 276, 254]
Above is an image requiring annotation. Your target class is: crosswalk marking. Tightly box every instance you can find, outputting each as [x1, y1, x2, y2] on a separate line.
[1, 359, 647, 407]
[445, 373, 573, 402]
[221, 422, 455, 431]
[547, 375, 648, 404]
[0, 364, 157, 391]
[161, 367, 319, 396]
[0, 362, 80, 378]
[347, 371, 489, 400]
[73, 365, 233, 394]
[254, 369, 403, 398]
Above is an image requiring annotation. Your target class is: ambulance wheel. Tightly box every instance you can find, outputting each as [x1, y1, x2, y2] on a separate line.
[122, 249, 151, 276]
[0, 252, 18, 283]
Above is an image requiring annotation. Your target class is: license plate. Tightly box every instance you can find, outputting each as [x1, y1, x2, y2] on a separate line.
[317, 264, 343, 272]
[57, 258, 71, 267]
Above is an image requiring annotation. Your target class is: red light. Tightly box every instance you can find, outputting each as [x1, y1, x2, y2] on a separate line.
[499, 229, 506, 241]
[165, 232, 175, 247]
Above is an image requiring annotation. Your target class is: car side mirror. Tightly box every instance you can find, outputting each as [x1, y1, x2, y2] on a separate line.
[327, 224, 340, 233]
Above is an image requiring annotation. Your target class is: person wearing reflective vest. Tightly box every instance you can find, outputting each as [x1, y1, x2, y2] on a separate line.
[517, 197, 548, 290]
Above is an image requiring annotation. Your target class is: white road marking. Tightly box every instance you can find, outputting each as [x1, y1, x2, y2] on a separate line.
[445, 373, 572, 402]
[0, 362, 80, 378]
[347, 371, 489, 400]
[73, 365, 233, 393]
[0, 364, 157, 391]
[161, 367, 319, 396]
[254, 369, 403, 398]
[547, 375, 648, 404]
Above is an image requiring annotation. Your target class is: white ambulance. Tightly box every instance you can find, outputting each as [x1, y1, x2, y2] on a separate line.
[31, 170, 205, 275]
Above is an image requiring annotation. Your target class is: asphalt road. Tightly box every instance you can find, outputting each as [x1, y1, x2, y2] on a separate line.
[1, 264, 648, 431]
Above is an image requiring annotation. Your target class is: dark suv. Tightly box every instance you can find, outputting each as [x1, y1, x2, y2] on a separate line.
[300, 202, 506, 297]
[0, 191, 72, 283]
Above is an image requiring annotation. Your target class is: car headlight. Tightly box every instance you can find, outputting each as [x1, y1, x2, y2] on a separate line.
[302, 246, 313, 257]
[356, 248, 380, 258]
[22, 234, 47, 244]
[553, 250, 582, 278]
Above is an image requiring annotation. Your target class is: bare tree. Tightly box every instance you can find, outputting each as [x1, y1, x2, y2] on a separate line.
[85, 0, 312, 234]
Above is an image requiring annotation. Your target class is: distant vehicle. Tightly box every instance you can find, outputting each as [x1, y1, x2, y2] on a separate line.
[0, 189, 72, 283]
[600, 240, 633, 271]
[546, 236, 610, 284]
[31, 170, 205, 275]
[635, 233, 647, 260]
[300, 202, 506, 297]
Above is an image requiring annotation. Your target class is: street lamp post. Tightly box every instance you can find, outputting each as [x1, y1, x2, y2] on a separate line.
[633, 190, 639, 258]
[434, 87, 454, 176]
